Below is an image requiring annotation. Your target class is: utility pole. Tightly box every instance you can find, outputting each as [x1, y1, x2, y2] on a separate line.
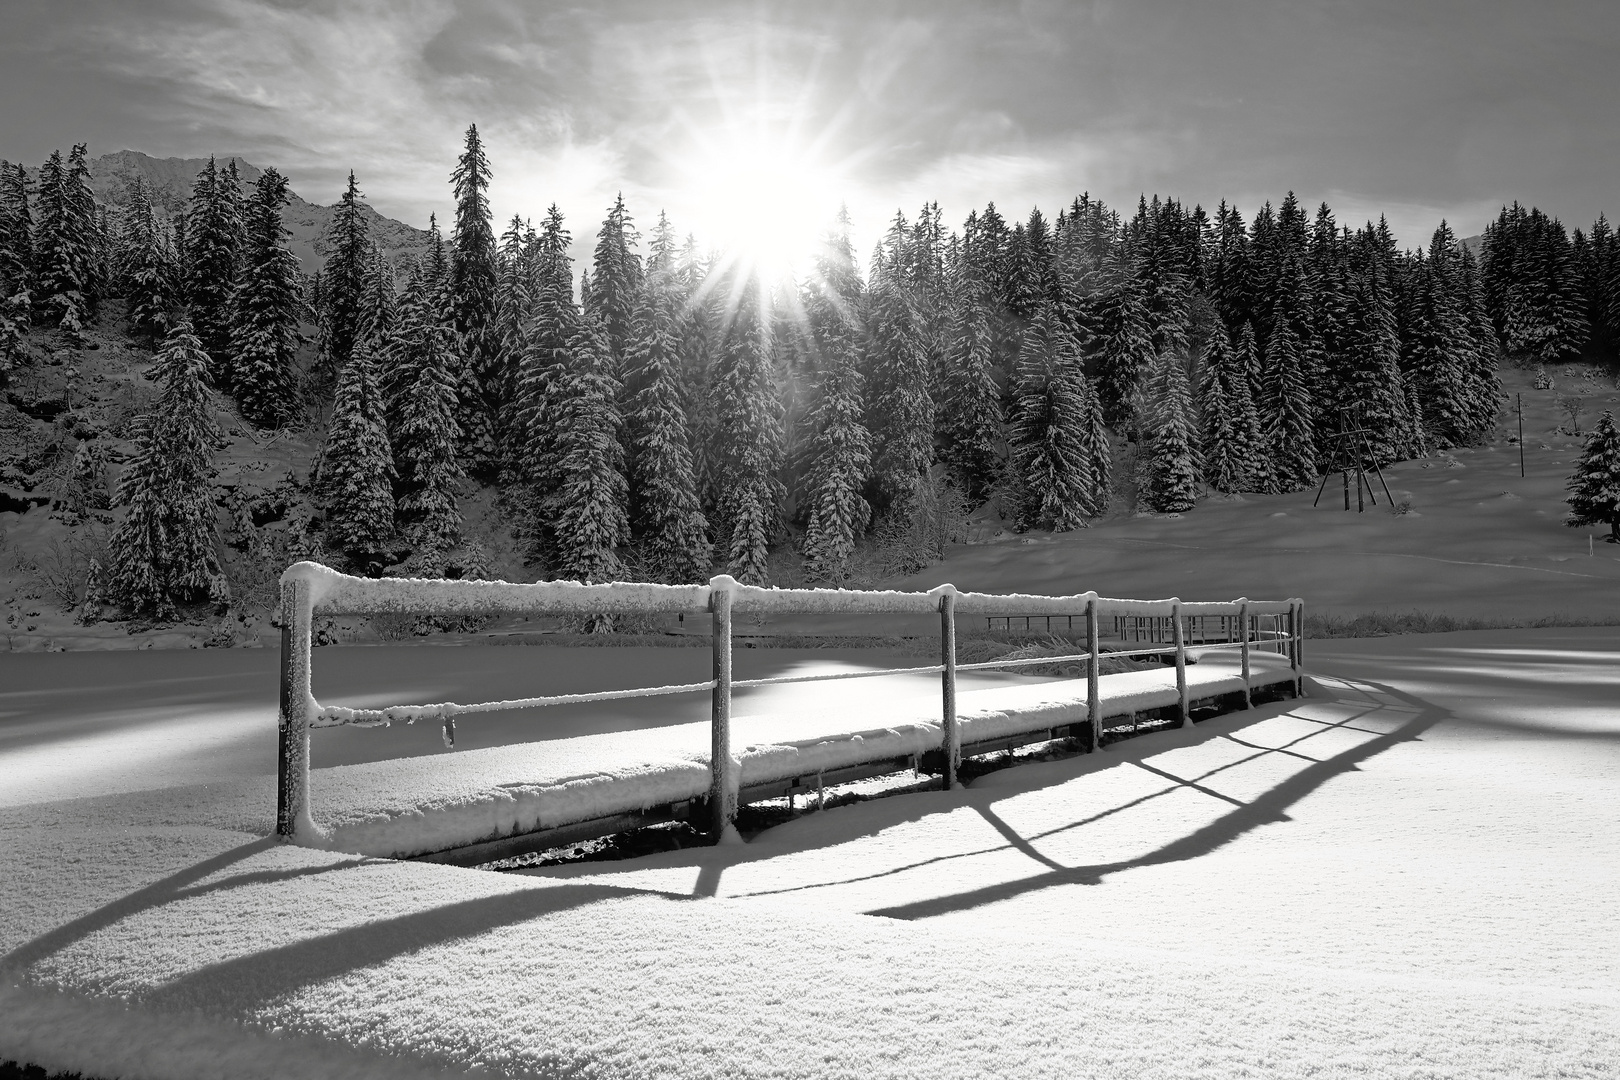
[1517, 393, 1525, 478]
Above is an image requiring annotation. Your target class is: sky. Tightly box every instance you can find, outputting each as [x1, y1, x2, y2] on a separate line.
[3, 0, 1618, 263]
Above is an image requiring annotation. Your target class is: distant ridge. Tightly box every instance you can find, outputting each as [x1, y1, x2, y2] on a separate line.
[87, 149, 434, 276]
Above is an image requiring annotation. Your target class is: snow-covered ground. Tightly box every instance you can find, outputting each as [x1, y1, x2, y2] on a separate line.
[2, 627, 1616, 1077]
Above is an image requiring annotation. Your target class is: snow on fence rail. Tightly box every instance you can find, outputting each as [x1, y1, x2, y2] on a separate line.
[275, 561, 1304, 848]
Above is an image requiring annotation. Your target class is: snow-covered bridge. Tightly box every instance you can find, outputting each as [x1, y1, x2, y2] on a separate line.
[275, 563, 1303, 862]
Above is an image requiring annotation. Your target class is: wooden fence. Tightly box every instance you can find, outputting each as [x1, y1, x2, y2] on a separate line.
[275, 561, 1303, 847]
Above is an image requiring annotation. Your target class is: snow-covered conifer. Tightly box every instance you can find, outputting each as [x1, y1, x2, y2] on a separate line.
[315, 342, 395, 561]
[866, 212, 934, 517]
[1565, 410, 1620, 542]
[185, 157, 245, 375]
[938, 277, 1002, 506]
[1200, 328, 1261, 493]
[110, 321, 224, 616]
[1139, 350, 1200, 513]
[1010, 305, 1092, 530]
[0, 161, 33, 297]
[711, 270, 784, 585]
[319, 171, 369, 385]
[623, 217, 710, 582]
[1262, 321, 1317, 491]
[389, 270, 463, 549]
[1096, 248, 1155, 434]
[550, 315, 628, 583]
[231, 168, 304, 429]
[800, 210, 872, 582]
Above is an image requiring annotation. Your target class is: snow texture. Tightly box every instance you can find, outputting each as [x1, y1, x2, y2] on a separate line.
[3, 629, 1618, 1079]
[298, 650, 1293, 860]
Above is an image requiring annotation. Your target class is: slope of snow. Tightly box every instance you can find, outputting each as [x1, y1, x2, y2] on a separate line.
[2, 628, 1616, 1078]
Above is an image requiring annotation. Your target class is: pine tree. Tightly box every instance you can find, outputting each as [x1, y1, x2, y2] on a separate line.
[231, 168, 304, 429]
[711, 270, 784, 585]
[866, 212, 934, 517]
[0, 161, 33, 297]
[1096, 247, 1155, 434]
[119, 177, 179, 343]
[800, 210, 872, 582]
[1139, 350, 1200, 512]
[1458, 243, 1503, 438]
[319, 171, 369, 384]
[1565, 410, 1620, 542]
[1262, 321, 1317, 491]
[184, 157, 245, 377]
[356, 243, 398, 348]
[623, 215, 710, 583]
[449, 124, 500, 469]
[1200, 327, 1261, 493]
[1339, 249, 1410, 462]
[110, 321, 224, 616]
[1009, 305, 1092, 530]
[550, 315, 629, 583]
[31, 148, 95, 331]
[389, 260, 463, 549]
[1402, 227, 1473, 447]
[586, 193, 642, 371]
[513, 205, 576, 527]
[315, 341, 395, 562]
[1076, 372, 1112, 518]
[938, 277, 1003, 505]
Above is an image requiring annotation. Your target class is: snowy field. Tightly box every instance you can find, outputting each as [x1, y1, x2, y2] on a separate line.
[2, 627, 1617, 1078]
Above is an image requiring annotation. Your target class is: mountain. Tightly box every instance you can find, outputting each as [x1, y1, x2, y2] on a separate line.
[87, 150, 434, 276]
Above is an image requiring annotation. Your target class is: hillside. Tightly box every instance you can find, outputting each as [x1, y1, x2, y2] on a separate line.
[38, 149, 435, 277]
[3, 287, 1617, 652]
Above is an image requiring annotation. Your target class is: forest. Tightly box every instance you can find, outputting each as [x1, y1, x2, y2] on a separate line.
[2, 129, 1618, 620]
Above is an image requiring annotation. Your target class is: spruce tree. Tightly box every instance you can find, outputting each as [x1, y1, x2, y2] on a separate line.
[711, 270, 784, 585]
[31, 149, 94, 331]
[1565, 410, 1620, 542]
[622, 215, 710, 582]
[1200, 327, 1261, 493]
[449, 124, 500, 469]
[356, 243, 398, 348]
[550, 315, 629, 583]
[1262, 321, 1317, 491]
[513, 205, 576, 526]
[184, 157, 245, 377]
[120, 177, 179, 343]
[866, 212, 933, 518]
[0, 161, 33, 297]
[800, 210, 872, 582]
[449, 123, 498, 339]
[1009, 305, 1092, 530]
[938, 277, 1003, 505]
[1076, 372, 1112, 518]
[1096, 247, 1155, 434]
[1457, 244, 1503, 438]
[1402, 231, 1473, 447]
[319, 171, 369, 384]
[587, 193, 642, 371]
[389, 261, 463, 549]
[315, 341, 395, 562]
[1139, 350, 1200, 513]
[110, 322, 224, 616]
[231, 168, 304, 429]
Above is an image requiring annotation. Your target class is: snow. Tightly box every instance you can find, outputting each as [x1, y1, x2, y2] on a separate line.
[3, 628, 1618, 1078]
[290, 650, 1295, 860]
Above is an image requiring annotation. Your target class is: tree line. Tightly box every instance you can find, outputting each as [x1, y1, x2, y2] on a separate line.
[3, 132, 1618, 615]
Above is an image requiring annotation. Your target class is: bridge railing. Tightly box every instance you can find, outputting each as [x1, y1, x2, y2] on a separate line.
[275, 561, 1303, 846]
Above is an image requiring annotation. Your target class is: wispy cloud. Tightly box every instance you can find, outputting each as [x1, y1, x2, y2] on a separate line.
[5, 0, 1619, 252]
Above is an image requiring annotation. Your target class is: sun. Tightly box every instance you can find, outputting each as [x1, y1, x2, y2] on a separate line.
[671, 126, 849, 282]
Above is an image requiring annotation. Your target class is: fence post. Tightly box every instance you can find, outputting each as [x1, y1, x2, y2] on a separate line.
[1238, 599, 1252, 709]
[1172, 599, 1189, 727]
[938, 587, 959, 789]
[1086, 596, 1101, 751]
[1291, 600, 1305, 697]
[276, 575, 313, 840]
[709, 577, 736, 838]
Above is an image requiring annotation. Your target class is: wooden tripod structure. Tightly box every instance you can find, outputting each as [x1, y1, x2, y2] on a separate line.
[1313, 409, 1395, 512]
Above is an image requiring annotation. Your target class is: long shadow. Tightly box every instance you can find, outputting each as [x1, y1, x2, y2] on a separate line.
[865, 676, 1443, 920]
[138, 881, 687, 1013]
[5, 837, 690, 1005]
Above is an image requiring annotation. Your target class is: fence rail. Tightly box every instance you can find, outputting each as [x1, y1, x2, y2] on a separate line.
[276, 561, 1304, 847]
